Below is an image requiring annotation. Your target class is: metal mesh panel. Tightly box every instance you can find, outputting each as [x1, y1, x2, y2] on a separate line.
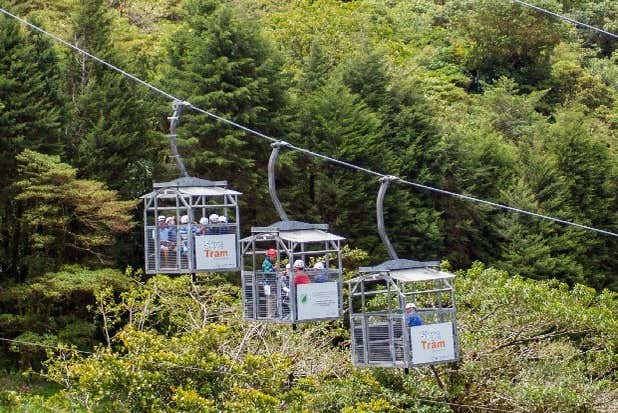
[145, 224, 194, 273]
[145, 226, 157, 273]
[241, 271, 255, 319]
[350, 312, 406, 367]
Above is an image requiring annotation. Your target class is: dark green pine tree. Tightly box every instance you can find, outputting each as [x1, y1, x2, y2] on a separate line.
[340, 53, 443, 261]
[290, 75, 384, 252]
[497, 144, 587, 284]
[0, 15, 66, 280]
[435, 124, 516, 269]
[498, 107, 617, 289]
[163, 0, 289, 227]
[67, 0, 161, 199]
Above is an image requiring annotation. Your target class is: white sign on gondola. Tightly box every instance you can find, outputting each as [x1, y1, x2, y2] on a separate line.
[195, 234, 237, 270]
[410, 322, 456, 365]
[296, 282, 339, 320]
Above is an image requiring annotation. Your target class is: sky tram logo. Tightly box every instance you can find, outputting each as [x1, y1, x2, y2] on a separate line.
[419, 330, 446, 351]
[195, 234, 237, 270]
[410, 322, 456, 364]
[202, 240, 230, 258]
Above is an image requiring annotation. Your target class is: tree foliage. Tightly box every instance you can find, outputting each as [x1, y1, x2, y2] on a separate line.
[162, 0, 289, 227]
[24, 263, 615, 412]
[14, 150, 136, 273]
[0, 0, 616, 409]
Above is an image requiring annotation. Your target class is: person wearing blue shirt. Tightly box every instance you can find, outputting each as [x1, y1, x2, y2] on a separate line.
[312, 261, 330, 283]
[157, 215, 173, 267]
[405, 302, 423, 327]
[178, 215, 198, 254]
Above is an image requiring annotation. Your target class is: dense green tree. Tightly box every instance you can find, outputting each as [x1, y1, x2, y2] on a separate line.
[66, 0, 162, 199]
[433, 80, 522, 267]
[290, 76, 383, 251]
[449, 0, 566, 88]
[14, 150, 136, 274]
[0, 15, 66, 281]
[340, 54, 444, 260]
[497, 105, 617, 289]
[0, 266, 131, 370]
[162, 0, 289, 227]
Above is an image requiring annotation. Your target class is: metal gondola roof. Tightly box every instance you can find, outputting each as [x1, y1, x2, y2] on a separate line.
[154, 176, 227, 188]
[140, 176, 242, 198]
[242, 221, 345, 243]
[347, 259, 453, 284]
[359, 259, 440, 272]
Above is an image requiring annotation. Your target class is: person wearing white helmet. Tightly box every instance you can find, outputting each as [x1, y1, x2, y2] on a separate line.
[198, 217, 208, 235]
[312, 261, 329, 283]
[405, 302, 423, 326]
[178, 214, 195, 254]
[207, 214, 220, 234]
[218, 215, 233, 234]
[293, 259, 310, 285]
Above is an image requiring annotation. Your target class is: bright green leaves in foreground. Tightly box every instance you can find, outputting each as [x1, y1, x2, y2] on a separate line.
[12, 263, 610, 412]
[454, 262, 617, 412]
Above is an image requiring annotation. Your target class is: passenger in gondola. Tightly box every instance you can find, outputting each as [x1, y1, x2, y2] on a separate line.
[158, 216, 176, 267]
[198, 216, 208, 235]
[178, 215, 198, 254]
[207, 214, 220, 234]
[261, 248, 279, 317]
[218, 215, 233, 234]
[405, 302, 423, 326]
[312, 261, 329, 283]
[165, 216, 177, 244]
[280, 262, 291, 317]
[293, 259, 310, 285]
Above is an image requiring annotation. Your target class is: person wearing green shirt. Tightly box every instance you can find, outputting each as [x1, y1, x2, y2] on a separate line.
[261, 248, 278, 318]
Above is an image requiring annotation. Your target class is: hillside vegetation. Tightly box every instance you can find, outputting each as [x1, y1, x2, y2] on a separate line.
[0, 0, 616, 411]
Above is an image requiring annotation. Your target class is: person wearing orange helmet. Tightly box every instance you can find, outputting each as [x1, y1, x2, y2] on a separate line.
[261, 248, 279, 318]
[262, 248, 278, 273]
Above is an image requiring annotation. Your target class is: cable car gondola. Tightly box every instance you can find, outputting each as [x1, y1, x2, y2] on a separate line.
[347, 176, 459, 368]
[141, 101, 242, 275]
[240, 142, 346, 323]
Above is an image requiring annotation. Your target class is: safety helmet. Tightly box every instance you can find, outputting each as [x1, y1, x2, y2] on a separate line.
[266, 248, 277, 257]
[199, 217, 208, 225]
[293, 259, 305, 269]
[180, 215, 189, 224]
[208, 214, 219, 223]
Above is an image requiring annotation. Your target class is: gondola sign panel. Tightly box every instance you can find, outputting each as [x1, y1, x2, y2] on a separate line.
[296, 282, 339, 320]
[195, 234, 237, 270]
[410, 322, 456, 365]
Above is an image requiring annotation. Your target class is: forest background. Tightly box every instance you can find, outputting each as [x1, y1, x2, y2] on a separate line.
[0, 0, 616, 411]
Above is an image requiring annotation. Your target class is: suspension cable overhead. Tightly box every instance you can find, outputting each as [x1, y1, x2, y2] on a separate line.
[509, 0, 618, 40]
[1, 6, 616, 238]
[268, 141, 290, 221]
[168, 100, 190, 177]
[376, 176, 399, 260]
